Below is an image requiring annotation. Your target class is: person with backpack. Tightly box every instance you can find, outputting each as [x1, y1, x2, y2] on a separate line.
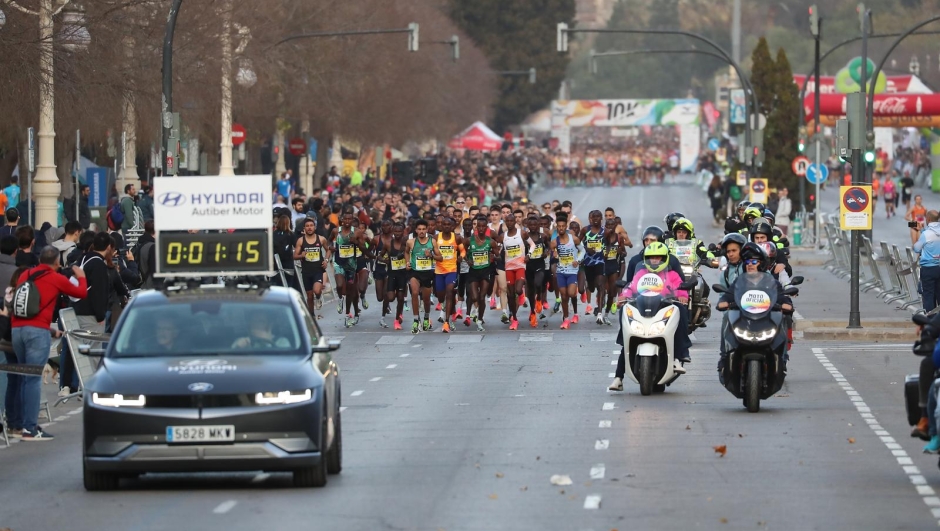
[117, 184, 137, 235]
[8, 246, 87, 440]
[52, 221, 82, 265]
[72, 232, 112, 334]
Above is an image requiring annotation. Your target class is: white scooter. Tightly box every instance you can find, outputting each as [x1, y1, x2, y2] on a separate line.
[617, 274, 696, 395]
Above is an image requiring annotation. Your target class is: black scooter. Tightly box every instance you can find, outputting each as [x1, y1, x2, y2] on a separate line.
[714, 272, 801, 413]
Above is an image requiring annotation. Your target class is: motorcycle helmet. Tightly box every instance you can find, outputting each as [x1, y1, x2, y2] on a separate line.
[641, 225, 665, 245]
[762, 209, 776, 226]
[736, 200, 750, 214]
[643, 242, 670, 273]
[748, 202, 766, 213]
[740, 242, 768, 271]
[720, 232, 747, 250]
[743, 206, 763, 224]
[663, 212, 686, 233]
[757, 241, 777, 263]
[673, 217, 695, 239]
[749, 221, 774, 241]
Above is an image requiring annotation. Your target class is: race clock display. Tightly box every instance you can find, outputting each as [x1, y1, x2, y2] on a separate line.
[157, 229, 271, 275]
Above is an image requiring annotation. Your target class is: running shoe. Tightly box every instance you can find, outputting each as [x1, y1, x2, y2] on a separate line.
[352, 314, 360, 326]
[464, 316, 472, 327]
[362, 297, 370, 310]
[581, 292, 588, 303]
[411, 321, 420, 335]
[572, 314, 580, 324]
[442, 322, 450, 334]
[394, 319, 402, 331]
[489, 297, 496, 310]
[560, 319, 570, 330]
[501, 313, 510, 324]
[422, 318, 433, 332]
[596, 314, 604, 325]
[315, 297, 323, 311]
[436, 302, 442, 311]
[539, 311, 546, 320]
[454, 311, 463, 321]
[438, 314, 445, 323]
[368, 273, 374, 285]
[337, 297, 344, 314]
[509, 318, 519, 331]
[609, 302, 617, 314]
[380, 317, 389, 328]
[519, 294, 527, 308]
[477, 320, 486, 332]
[404, 303, 410, 313]
[553, 300, 561, 314]
[344, 315, 353, 328]
[603, 315, 611, 326]
[529, 313, 538, 328]
[586, 304, 593, 315]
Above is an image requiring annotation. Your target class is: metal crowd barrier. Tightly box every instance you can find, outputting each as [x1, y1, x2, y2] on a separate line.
[819, 216, 923, 312]
[273, 255, 338, 304]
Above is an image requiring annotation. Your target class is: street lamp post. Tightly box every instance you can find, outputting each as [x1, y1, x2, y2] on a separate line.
[219, 0, 235, 176]
[2, 0, 89, 227]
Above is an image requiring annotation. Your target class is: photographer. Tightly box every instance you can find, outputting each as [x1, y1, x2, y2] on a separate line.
[913, 210, 940, 313]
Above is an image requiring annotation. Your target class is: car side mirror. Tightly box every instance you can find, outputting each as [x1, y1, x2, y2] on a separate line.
[77, 344, 106, 357]
[790, 276, 804, 286]
[712, 283, 728, 295]
[783, 287, 799, 296]
[313, 337, 342, 353]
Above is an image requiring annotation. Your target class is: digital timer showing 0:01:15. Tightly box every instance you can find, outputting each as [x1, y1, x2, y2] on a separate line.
[157, 229, 271, 274]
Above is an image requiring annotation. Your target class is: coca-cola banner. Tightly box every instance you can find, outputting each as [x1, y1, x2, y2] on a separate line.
[793, 74, 932, 95]
[804, 93, 940, 120]
[812, 115, 940, 128]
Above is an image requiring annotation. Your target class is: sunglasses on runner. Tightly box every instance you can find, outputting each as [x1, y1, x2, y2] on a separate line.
[744, 258, 761, 265]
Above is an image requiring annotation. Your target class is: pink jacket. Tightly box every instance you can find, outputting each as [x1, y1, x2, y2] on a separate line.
[621, 267, 688, 299]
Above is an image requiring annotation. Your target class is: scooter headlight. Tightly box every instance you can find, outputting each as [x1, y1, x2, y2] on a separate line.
[629, 320, 646, 336]
[732, 326, 777, 342]
[648, 321, 667, 336]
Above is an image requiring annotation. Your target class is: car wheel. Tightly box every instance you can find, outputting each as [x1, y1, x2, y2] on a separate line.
[327, 406, 342, 475]
[293, 404, 329, 488]
[83, 461, 119, 491]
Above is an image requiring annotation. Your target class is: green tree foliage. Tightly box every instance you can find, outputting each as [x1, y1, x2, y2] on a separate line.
[750, 37, 776, 117]
[449, 0, 576, 133]
[765, 48, 801, 194]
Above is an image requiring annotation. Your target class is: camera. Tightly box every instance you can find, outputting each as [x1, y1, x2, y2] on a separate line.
[909, 221, 919, 228]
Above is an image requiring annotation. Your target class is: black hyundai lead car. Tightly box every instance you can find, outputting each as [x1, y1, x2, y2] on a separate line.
[80, 281, 342, 490]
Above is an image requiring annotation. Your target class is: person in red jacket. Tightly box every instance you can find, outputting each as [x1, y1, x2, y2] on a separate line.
[8, 246, 86, 441]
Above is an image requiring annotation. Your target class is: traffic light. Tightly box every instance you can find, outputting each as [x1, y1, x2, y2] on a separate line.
[272, 144, 280, 163]
[808, 5, 819, 38]
[864, 131, 875, 164]
[798, 132, 806, 153]
[856, 3, 867, 33]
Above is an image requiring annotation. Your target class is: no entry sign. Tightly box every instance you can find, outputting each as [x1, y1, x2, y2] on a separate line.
[792, 156, 809, 176]
[231, 123, 246, 147]
[839, 185, 872, 230]
[288, 138, 306, 157]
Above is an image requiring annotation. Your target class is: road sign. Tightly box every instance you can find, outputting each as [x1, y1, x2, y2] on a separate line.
[806, 135, 831, 165]
[749, 113, 767, 130]
[231, 123, 246, 146]
[839, 185, 872, 230]
[806, 163, 829, 184]
[707, 138, 720, 151]
[749, 178, 769, 204]
[736, 170, 747, 187]
[792, 156, 810, 176]
[288, 138, 306, 157]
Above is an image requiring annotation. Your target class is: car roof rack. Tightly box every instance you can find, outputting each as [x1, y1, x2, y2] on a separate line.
[160, 275, 272, 295]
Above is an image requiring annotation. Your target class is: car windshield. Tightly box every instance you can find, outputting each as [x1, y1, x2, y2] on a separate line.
[111, 301, 304, 357]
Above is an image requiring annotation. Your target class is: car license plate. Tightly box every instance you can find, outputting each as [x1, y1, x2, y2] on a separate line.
[165, 425, 235, 443]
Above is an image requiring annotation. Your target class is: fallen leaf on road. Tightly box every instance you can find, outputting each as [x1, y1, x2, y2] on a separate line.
[550, 474, 573, 486]
[685, 425, 691, 430]
[848, 438, 856, 444]
[719, 517, 729, 524]
[495, 472, 504, 478]
[488, 494, 498, 500]
[713, 445, 727, 457]
[738, 434, 744, 438]
[474, 463, 480, 469]
[559, 489, 566, 494]
[519, 486, 528, 492]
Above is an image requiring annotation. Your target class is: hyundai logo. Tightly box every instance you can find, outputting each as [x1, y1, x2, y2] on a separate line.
[158, 192, 187, 207]
[188, 382, 214, 392]
[179, 359, 228, 367]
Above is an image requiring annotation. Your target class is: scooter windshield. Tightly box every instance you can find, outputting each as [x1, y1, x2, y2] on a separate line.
[732, 272, 778, 320]
[673, 240, 698, 266]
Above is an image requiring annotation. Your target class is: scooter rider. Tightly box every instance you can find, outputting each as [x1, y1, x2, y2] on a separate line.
[626, 226, 687, 284]
[716, 233, 747, 378]
[737, 205, 765, 234]
[668, 217, 718, 268]
[749, 221, 791, 278]
[725, 201, 750, 234]
[610, 242, 691, 391]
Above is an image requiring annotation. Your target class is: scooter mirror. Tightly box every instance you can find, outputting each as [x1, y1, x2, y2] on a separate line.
[790, 276, 804, 286]
[712, 283, 728, 294]
[679, 279, 697, 291]
[783, 287, 799, 296]
[913, 313, 932, 326]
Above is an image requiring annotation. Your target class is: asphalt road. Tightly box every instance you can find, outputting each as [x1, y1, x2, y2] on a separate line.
[1, 178, 937, 531]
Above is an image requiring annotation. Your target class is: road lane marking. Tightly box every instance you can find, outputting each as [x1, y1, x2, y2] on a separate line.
[590, 465, 605, 479]
[68, 408, 82, 415]
[595, 439, 609, 450]
[369, 377, 382, 382]
[53, 416, 68, 422]
[584, 494, 602, 510]
[611, 359, 617, 365]
[350, 390, 364, 397]
[599, 420, 611, 428]
[602, 402, 615, 410]
[213, 500, 237, 514]
[386, 364, 397, 369]
[339, 407, 347, 412]
[608, 372, 615, 378]
[815, 347, 940, 526]
[400, 353, 410, 358]
[376, 336, 412, 345]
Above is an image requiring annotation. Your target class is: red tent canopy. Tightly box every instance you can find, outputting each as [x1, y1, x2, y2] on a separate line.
[448, 121, 503, 151]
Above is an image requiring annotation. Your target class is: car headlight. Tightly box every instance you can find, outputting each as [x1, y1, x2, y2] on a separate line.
[732, 326, 777, 342]
[254, 389, 315, 405]
[91, 393, 146, 408]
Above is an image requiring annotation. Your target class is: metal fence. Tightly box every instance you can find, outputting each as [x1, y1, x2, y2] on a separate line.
[820, 213, 923, 313]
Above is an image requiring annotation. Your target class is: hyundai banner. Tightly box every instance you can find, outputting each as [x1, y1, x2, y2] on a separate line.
[153, 176, 272, 230]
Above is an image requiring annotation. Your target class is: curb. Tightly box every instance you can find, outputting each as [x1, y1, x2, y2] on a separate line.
[801, 326, 917, 341]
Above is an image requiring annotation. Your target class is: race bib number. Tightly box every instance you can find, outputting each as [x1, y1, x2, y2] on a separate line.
[530, 245, 544, 259]
[440, 245, 456, 261]
[604, 247, 618, 260]
[586, 240, 602, 253]
[304, 249, 321, 262]
[472, 251, 489, 268]
[740, 290, 772, 313]
[637, 273, 665, 297]
[559, 254, 574, 267]
[391, 258, 406, 271]
[506, 245, 523, 259]
[338, 245, 355, 259]
[415, 258, 433, 271]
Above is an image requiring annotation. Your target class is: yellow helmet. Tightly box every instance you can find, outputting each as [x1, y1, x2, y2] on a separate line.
[643, 242, 669, 273]
[673, 217, 694, 238]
